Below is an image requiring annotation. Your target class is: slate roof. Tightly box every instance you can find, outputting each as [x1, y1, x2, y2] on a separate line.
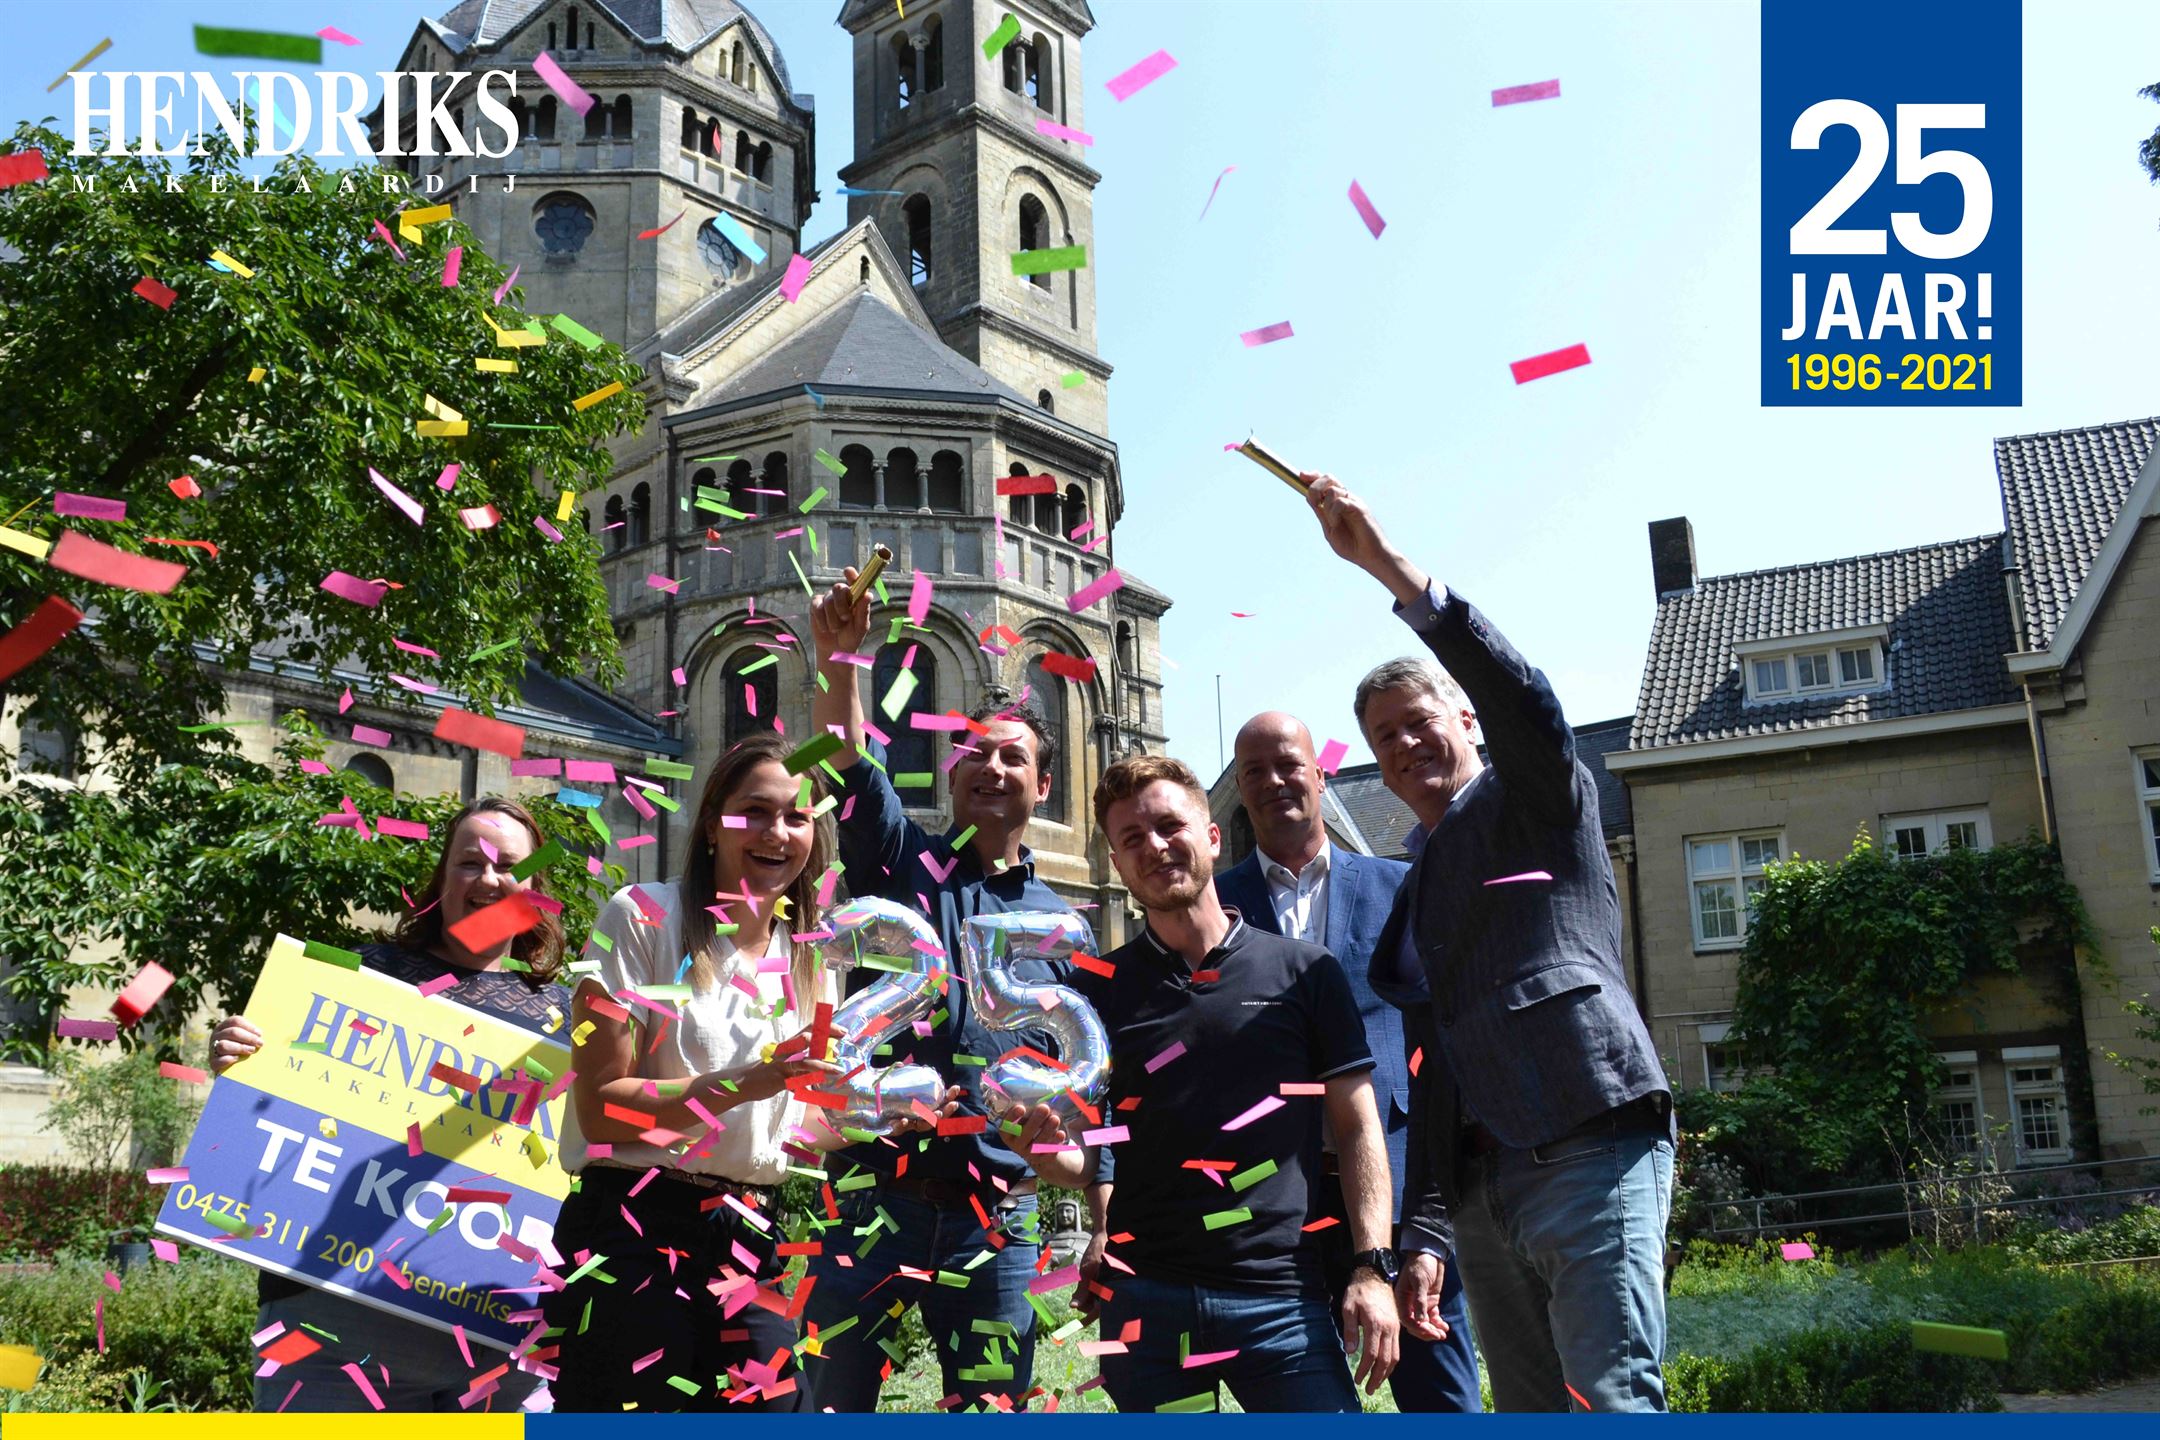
[1628, 535, 2019, 751]
[1994, 417, 2159, 651]
[1572, 715, 1634, 837]
[693, 288, 1032, 408]
[433, 0, 798, 93]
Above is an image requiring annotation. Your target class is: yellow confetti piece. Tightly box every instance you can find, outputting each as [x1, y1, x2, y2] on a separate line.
[422, 394, 466, 423]
[209, 249, 254, 278]
[476, 357, 517, 373]
[557, 491, 577, 521]
[247, 366, 266, 383]
[0, 526, 52, 561]
[571, 1019, 596, 1046]
[400, 203, 453, 242]
[523, 1131, 550, 1167]
[572, 380, 625, 412]
[417, 421, 470, 437]
[0, 1343, 43, 1391]
[489, 320, 545, 349]
[318, 1117, 337, 1139]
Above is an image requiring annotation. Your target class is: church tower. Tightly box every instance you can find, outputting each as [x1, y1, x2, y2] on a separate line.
[834, 1, 1111, 438]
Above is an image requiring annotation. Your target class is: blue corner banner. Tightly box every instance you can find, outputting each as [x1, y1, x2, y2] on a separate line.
[1762, 0, 2021, 406]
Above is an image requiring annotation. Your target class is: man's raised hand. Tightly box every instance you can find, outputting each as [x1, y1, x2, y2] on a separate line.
[810, 569, 872, 656]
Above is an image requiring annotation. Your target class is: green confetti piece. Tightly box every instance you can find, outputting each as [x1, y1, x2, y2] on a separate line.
[1049, 1317, 1085, 1343]
[646, 758, 695, 779]
[200, 1205, 253, 1237]
[799, 486, 829, 512]
[983, 13, 1021, 58]
[788, 547, 813, 599]
[1060, 370, 1087, 389]
[785, 1163, 828, 1181]
[1910, 1322, 2009, 1361]
[893, 772, 934, 788]
[817, 759, 847, 786]
[484, 423, 562, 431]
[302, 940, 364, 970]
[934, 1269, 971, 1287]
[1230, 1159, 1278, 1192]
[834, 1172, 879, 1192]
[564, 1252, 613, 1285]
[962, 1247, 998, 1270]
[178, 720, 261, 733]
[426, 1205, 456, 1234]
[694, 497, 748, 517]
[813, 448, 848, 477]
[584, 810, 612, 845]
[589, 930, 614, 952]
[811, 793, 839, 819]
[858, 953, 914, 974]
[853, 742, 887, 774]
[840, 1126, 881, 1144]
[193, 25, 322, 62]
[998, 1119, 1023, 1137]
[578, 1297, 592, 1334]
[689, 454, 738, 464]
[1202, 1206, 1254, 1231]
[1157, 1393, 1218, 1413]
[880, 666, 920, 721]
[971, 1318, 1017, 1337]
[511, 840, 567, 881]
[950, 824, 977, 851]
[806, 525, 819, 557]
[517, 1053, 556, 1083]
[1011, 245, 1087, 276]
[551, 314, 605, 349]
[469, 639, 519, 661]
[958, 1364, 1015, 1382]
[645, 791, 681, 814]
[665, 1375, 701, 1396]
[735, 652, 779, 675]
[289, 1041, 328, 1054]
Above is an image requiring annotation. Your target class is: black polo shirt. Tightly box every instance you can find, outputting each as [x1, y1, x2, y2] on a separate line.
[1072, 913, 1374, 1294]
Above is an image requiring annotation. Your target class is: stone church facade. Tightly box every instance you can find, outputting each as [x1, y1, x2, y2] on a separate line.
[392, 0, 1170, 943]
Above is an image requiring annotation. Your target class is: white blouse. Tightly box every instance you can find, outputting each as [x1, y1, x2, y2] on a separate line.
[557, 879, 833, 1185]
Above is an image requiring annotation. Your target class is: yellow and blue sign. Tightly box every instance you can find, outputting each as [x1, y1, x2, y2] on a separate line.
[154, 936, 571, 1351]
[1762, 0, 2020, 406]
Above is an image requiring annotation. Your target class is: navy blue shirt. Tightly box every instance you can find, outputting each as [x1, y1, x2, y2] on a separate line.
[828, 760, 1088, 1189]
[1072, 915, 1374, 1294]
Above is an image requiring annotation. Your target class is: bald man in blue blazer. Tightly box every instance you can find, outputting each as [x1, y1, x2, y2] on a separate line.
[1214, 711, 1482, 1412]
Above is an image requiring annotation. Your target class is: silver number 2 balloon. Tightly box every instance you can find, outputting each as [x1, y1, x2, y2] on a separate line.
[814, 897, 951, 1133]
[961, 911, 1112, 1136]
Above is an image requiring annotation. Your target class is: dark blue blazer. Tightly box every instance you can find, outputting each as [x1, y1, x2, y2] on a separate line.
[1214, 844, 1414, 1220]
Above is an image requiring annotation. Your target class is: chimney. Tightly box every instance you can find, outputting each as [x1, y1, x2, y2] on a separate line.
[1648, 517, 1696, 598]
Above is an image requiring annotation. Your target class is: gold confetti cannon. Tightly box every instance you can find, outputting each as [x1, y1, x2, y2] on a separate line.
[1237, 435, 1310, 495]
[846, 543, 894, 607]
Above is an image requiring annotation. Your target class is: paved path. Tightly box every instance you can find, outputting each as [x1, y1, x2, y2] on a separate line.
[1999, 1376, 2160, 1413]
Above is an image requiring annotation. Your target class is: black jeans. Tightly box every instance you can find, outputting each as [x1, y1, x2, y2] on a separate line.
[544, 1167, 802, 1412]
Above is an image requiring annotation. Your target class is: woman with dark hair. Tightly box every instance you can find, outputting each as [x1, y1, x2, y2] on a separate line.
[545, 732, 957, 1412]
[209, 796, 570, 1412]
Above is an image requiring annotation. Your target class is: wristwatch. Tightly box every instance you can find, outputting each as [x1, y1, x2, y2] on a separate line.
[1351, 1247, 1399, 1285]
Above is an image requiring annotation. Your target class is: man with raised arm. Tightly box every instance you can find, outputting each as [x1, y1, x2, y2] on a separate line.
[795, 566, 1105, 1413]
[1002, 754, 1399, 1413]
[1299, 474, 1675, 1412]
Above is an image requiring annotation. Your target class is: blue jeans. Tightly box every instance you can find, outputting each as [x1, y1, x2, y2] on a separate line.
[799, 1186, 1042, 1411]
[1450, 1120, 1674, 1412]
[1097, 1272, 1359, 1413]
[251, 1290, 542, 1413]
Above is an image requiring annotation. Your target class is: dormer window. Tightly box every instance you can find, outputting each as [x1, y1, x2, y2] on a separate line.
[1737, 626, 1888, 705]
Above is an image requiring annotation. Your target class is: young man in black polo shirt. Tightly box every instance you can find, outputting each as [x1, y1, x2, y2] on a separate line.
[1002, 755, 1401, 1412]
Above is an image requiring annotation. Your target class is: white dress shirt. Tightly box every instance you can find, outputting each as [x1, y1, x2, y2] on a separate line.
[1258, 840, 1332, 946]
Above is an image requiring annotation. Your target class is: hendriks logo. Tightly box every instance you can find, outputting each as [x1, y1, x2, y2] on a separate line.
[66, 67, 524, 175]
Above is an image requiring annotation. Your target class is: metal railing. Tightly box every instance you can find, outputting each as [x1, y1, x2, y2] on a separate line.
[1699, 1155, 2160, 1240]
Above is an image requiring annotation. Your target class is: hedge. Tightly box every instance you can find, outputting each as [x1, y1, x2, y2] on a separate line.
[0, 1166, 162, 1261]
[0, 1254, 257, 1412]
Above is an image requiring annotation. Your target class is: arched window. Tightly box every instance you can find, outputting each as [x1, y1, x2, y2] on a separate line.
[873, 647, 937, 780]
[450, 106, 465, 146]
[691, 465, 716, 500]
[1037, 388, 1054, 412]
[1026, 34, 1052, 109]
[839, 444, 877, 509]
[1001, 20, 1023, 93]
[629, 482, 652, 547]
[613, 95, 633, 139]
[726, 459, 757, 515]
[568, 8, 581, 49]
[679, 107, 698, 151]
[904, 194, 933, 288]
[1063, 483, 1089, 536]
[1025, 653, 1071, 823]
[1115, 621, 1136, 673]
[923, 16, 945, 91]
[1018, 195, 1051, 291]
[885, 447, 923, 511]
[342, 752, 394, 792]
[928, 450, 965, 513]
[893, 31, 915, 110]
[860, 255, 871, 284]
[534, 191, 596, 255]
[534, 96, 557, 141]
[510, 97, 528, 139]
[734, 131, 752, 173]
[1034, 485, 1061, 536]
[587, 21, 596, 48]
[1006, 462, 1034, 525]
[605, 494, 627, 552]
[583, 95, 610, 140]
[548, 22, 557, 50]
[731, 41, 744, 85]
[752, 142, 773, 183]
[724, 651, 777, 745]
[762, 451, 791, 510]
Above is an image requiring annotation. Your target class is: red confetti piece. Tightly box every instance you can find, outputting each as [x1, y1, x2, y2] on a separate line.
[0, 595, 84, 684]
[144, 537, 220, 559]
[260, 1329, 321, 1365]
[1070, 953, 1116, 978]
[1409, 1046, 1424, 1077]
[168, 474, 201, 498]
[434, 706, 526, 758]
[995, 474, 1058, 496]
[446, 892, 541, 952]
[1509, 343, 1592, 385]
[637, 210, 686, 240]
[133, 276, 177, 309]
[158, 1061, 209, 1085]
[1300, 1216, 1342, 1233]
[430, 1061, 482, 1092]
[110, 962, 175, 1026]
[1037, 651, 1096, 683]
[936, 1115, 989, 1136]
[0, 149, 50, 189]
[603, 1101, 658, 1127]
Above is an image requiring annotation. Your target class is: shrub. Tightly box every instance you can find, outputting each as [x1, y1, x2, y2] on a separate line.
[0, 1166, 162, 1260]
[2004, 1205, 2160, 1265]
[0, 1253, 257, 1412]
[1680, 1321, 2001, 1412]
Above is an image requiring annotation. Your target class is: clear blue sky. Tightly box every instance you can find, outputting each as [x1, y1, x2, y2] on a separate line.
[11, 2, 2159, 780]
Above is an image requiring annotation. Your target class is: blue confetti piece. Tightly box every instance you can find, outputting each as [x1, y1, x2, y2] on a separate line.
[206, 259, 233, 272]
[803, 385, 826, 409]
[711, 213, 767, 265]
[836, 187, 906, 197]
[554, 787, 602, 809]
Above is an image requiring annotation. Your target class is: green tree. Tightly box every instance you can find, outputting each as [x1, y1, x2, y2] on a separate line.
[0, 713, 620, 1061]
[0, 121, 643, 783]
[2102, 926, 2160, 1115]
[2141, 83, 2160, 182]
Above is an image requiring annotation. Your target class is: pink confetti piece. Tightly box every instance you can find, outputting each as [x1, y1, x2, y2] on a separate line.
[442, 246, 463, 287]
[492, 264, 521, 305]
[780, 252, 812, 303]
[533, 51, 596, 117]
[55, 1017, 119, 1041]
[388, 673, 438, 694]
[1029, 1265, 1080, 1294]
[369, 468, 427, 526]
[1316, 738, 1349, 775]
[534, 515, 564, 543]
[419, 973, 459, 997]
[104, 1271, 124, 1294]
[1222, 1095, 1286, 1131]
[252, 1320, 286, 1345]
[338, 687, 355, 713]
[150, 1238, 180, 1262]
[909, 712, 971, 731]
[1241, 321, 1294, 347]
[1483, 870, 1554, 886]
[908, 570, 934, 625]
[460, 504, 500, 530]
[1199, 165, 1236, 219]
[376, 817, 430, 841]
[340, 1362, 387, 1410]
[318, 27, 362, 46]
[630, 1346, 667, 1374]
[453, 1324, 474, 1367]
[394, 638, 441, 658]
[320, 570, 388, 607]
[647, 573, 679, 593]
[1347, 179, 1386, 239]
[1781, 1241, 1816, 1261]
[350, 724, 392, 747]
[1143, 1041, 1187, 1074]
[145, 1166, 189, 1184]
[1033, 118, 1094, 145]
[96, 1296, 105, 1353]
[408, 1123, 425, 1157]
[1105, 48, 1177, 101]
[1510, 342, 1592, 385]
[1492, 77, 1562, 107]
[1183, 1348, 1241, 1368]
[371, 220, 407, 260]
[54, 492, 126, 521]
[621, 785, 657, 821]
[510, 757, 563, 777]
[299, 759, 333, 775]
[1080, 1125, 1129, 1145]
[921, 850, 959, 884]
[566, 760, 617, 782]
[1065, 568, 1125, 614]
[433, 464, 462, 492]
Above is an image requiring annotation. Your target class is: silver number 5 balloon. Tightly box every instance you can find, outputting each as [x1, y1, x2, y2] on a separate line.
[962, 911, 1112, 1136]
[814, 897, 951, 1133]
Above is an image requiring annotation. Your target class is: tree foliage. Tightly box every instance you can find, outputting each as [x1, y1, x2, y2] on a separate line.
[2101, 926, 2160, 1115]
[1690, 830, 2090, 1188]
[2141, 82, 2160, 184]
[0, 714, 621, 1062]
[0, 120, 644, 783]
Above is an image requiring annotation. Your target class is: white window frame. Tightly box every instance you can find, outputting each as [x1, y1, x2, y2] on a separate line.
[1930, 1049, 1983, 1155]
[1699, 1021, 1745, 1092]
[1885, 808, 1993, 859]
[2002, 1044, 2071, 1166]
[1686, 829, 1785, 950]
[2136, 748, 2160, 885]
[1736, 625, 1890, 706]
